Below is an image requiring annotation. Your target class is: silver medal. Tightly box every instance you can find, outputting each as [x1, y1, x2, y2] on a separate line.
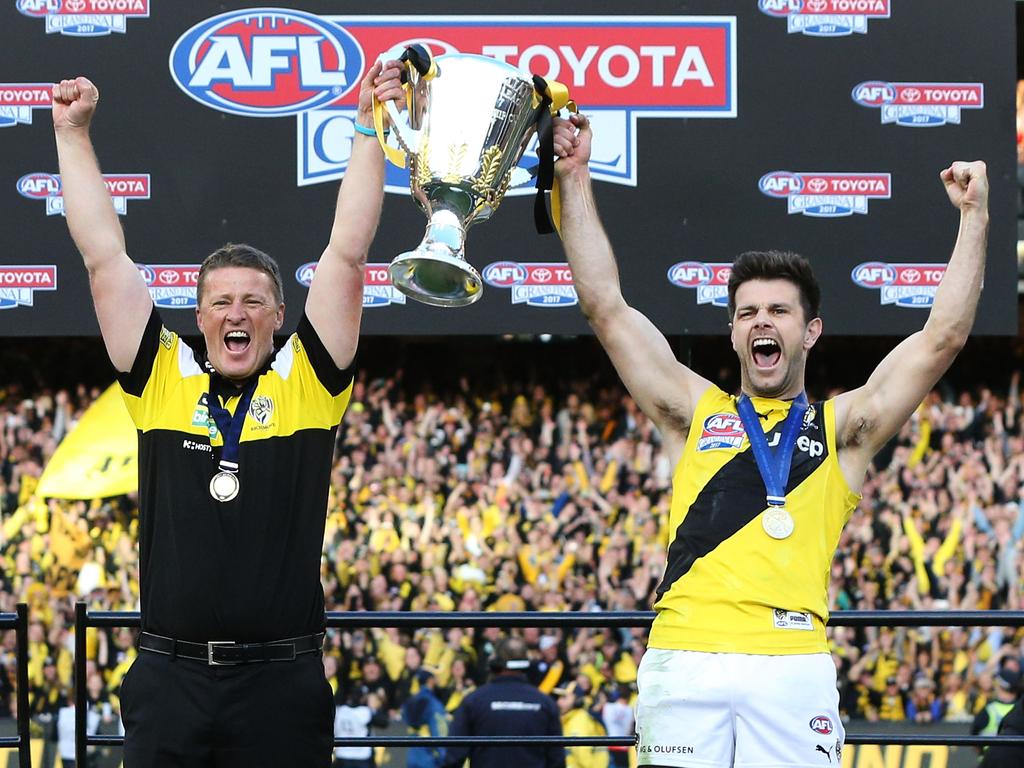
[210, 470, 240, 502]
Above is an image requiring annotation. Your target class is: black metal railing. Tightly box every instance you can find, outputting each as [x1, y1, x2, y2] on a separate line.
[0, 604, 33, 768]
[74, 606, 1024, 760]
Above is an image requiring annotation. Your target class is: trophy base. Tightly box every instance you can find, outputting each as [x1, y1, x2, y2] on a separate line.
[388, 250, 483, 308]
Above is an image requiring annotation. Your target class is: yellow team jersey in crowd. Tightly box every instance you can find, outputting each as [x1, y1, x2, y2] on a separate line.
[649, 385, 859, 655]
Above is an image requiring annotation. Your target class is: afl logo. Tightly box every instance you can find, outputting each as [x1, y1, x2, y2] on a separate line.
[703, 413, 743, 436]
[15, 0, 56, 17]
[757, 0, 804, 17]
[483, 261, 528, 287]
[169, 8, 363, 117]
[697, 412, 745, 451]
[667, 261, 712, 287]
[852, 81, 895, 107]
[758, 172, 802, 197]
[16, 173, 59, 199]
[295, 262, 317, 287]
[809, 716, 833, 735]
[136, 265, 156, 285]
[851, 262, 896, 288]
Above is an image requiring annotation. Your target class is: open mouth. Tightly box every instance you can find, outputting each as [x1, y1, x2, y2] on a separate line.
[224, 330, 251, 354]
[752, 337, 781, 369]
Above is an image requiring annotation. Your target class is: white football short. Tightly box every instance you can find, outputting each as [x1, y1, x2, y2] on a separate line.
[635, 648, 845, 768]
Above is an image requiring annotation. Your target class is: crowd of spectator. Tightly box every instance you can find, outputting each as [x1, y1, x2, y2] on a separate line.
[1, 360, 1024, 764]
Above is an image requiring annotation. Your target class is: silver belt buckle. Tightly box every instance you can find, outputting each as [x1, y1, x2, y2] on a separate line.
[207, 640, 235, 666]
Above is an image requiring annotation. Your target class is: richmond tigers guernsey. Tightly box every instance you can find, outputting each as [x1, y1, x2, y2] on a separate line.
[648, 385, 860, 655]
[118, 308, 352, 643]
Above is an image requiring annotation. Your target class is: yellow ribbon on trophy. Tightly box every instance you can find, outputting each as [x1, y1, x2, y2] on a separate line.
[531, 76, 578, 236]
[371, 44, 437, 169]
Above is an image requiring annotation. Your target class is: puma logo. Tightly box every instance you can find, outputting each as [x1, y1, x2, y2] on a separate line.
[816, 744, 833, 763]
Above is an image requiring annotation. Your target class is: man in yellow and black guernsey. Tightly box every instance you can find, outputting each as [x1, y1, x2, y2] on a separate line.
[551, 112, 989, 768]
[50, 63, 405, 768]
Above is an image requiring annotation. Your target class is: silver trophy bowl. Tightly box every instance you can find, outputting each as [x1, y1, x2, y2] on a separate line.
[380, 52, 542, 307]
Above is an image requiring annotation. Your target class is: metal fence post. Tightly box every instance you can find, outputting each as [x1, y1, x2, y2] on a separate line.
[15, 604, 30, 768]
[75, 601, 88, 767]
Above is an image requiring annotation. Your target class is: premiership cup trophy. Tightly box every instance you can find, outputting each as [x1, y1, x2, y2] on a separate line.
[372, 46, 573, 307]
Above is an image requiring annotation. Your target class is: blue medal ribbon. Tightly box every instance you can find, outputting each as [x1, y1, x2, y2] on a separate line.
[736, 392, 808, 507]
[207, 380, 257, 474]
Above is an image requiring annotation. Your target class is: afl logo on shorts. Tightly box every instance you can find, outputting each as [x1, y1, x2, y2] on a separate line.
[696, 413, 745, 452]
[809, 716, 833, 735]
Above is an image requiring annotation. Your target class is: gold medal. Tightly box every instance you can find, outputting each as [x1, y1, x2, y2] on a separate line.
[761, 506, 794, 540]
[210, 470, 240, 502]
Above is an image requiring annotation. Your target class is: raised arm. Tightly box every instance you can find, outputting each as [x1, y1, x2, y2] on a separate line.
[834, 161, 989, 488]
[553, 114, 710, 461]
[52, 77, 152, 372]
[304, 60, 403, 370]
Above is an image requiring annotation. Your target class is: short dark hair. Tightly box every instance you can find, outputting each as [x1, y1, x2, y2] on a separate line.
[196, 243, 284, 306]
[727, 250, 820, 323]
[490, 636, 530, 673]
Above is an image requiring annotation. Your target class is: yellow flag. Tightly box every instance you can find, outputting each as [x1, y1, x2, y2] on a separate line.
[37, 384, 137, 499]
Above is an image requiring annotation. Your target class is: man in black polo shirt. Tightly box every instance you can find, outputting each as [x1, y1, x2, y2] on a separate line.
[50, 61, 404, 768]
[445, 637, 565, 768]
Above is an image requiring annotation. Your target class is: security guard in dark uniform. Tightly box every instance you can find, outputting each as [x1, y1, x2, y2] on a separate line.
[980, 670, 1024, 768]
[445, 637, 564, 768]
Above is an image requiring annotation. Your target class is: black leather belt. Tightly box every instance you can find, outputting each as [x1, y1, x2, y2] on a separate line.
[139, 631, 324, 666]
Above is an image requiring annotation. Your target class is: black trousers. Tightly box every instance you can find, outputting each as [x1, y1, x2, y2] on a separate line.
[121, 649, 334, 767]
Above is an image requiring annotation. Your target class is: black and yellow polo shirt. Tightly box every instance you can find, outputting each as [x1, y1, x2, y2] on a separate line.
[119, 308, 352, 643]
[650, 385, 859, 655]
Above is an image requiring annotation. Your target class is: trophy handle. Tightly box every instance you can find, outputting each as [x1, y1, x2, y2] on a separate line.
[372, 45, 437, 168]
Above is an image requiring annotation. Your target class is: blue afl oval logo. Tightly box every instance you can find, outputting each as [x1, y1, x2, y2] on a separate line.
[809, 716, 833, 735]
[16, 173, 59, 199]
[758, 172, 803, 197]
[758, 0, 803, 17]
[667, 261, 712, 287]
[703, 413, 744, 436]
[16, 0, 55, 18]
[295, 262, 317, 287]
[482, 261, 527, 287]
[136, 265, 156, 285]
[169, 8, 364, 117]
[851, 262, 895, 288]
[851, 81, 895, 107]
